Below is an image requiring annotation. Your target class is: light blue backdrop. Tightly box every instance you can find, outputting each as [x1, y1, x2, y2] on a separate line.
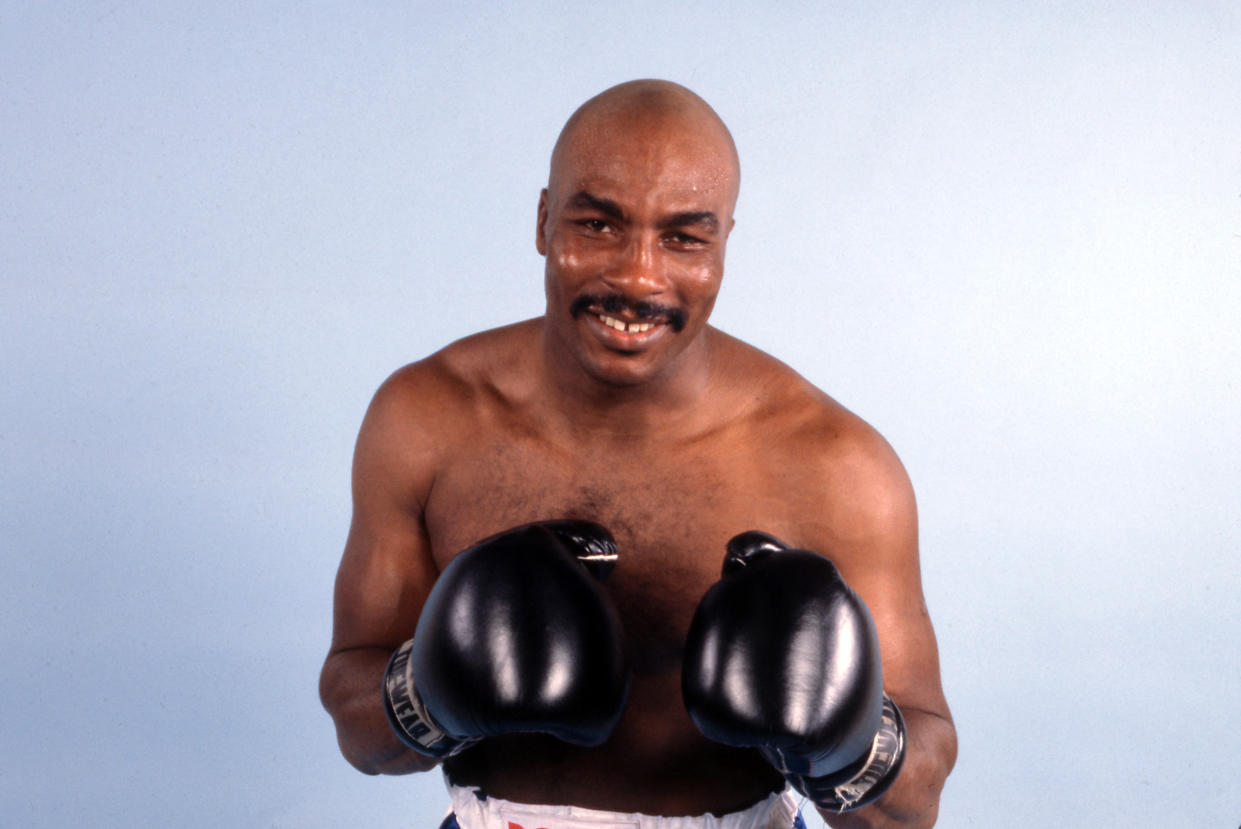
[3, 2, 1238, 827]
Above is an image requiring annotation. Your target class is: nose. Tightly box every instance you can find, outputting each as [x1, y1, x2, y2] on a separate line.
[602, 232, 668, 299]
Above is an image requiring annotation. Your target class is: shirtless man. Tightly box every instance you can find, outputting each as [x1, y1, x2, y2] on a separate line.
[320, 80, 957, 828]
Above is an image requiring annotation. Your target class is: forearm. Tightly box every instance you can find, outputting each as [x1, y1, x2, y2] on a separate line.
[818, 707, 957, 829]
[320, 646, 440, 775]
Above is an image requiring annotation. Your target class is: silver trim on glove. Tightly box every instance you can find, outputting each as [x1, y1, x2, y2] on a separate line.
[383, 638, 479, 758]
[827, 694, 906, 812]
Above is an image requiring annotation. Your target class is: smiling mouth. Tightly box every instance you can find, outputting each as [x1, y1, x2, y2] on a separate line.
[596, 313, 657, 333]
[570, 294, 688, 333]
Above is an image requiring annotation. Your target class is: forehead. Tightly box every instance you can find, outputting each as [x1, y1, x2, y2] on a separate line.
[552, 112, 738, 208]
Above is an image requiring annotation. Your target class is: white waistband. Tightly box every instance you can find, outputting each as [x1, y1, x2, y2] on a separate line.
[445, 783, 799, 829]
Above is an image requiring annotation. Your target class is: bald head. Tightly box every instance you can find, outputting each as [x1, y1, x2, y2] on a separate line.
[548, 80, 740, 209]
[535, 81, 740, 388]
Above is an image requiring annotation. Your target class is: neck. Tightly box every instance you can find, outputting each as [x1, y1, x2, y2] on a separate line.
[539, 324, 718, 441]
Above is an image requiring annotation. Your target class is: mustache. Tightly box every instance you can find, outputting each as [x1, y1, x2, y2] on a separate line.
[570, 294, 688, 333]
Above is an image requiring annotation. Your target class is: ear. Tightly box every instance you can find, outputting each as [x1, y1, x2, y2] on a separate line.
[535, 188, 549, 256]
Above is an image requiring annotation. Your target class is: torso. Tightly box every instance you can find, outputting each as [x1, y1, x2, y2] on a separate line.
[406, 320, 864, 815]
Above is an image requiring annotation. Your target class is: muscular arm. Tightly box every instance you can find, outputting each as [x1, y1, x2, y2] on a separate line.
[803, 421, 957, 828]
[319, 368, 445, 775]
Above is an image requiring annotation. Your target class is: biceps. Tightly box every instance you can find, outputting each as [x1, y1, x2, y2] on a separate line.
[328, 508, 439, 654]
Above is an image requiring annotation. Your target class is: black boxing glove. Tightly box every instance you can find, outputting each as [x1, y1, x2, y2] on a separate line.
[383, 520, 630, 758]
[682, 531, 905, 813]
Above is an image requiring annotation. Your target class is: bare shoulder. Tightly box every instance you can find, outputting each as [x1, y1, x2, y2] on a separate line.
[381, 318, 539, 401]
[354, 320, 542, 505]
[712, 330, 915, 551]
[372, 319, 540, 425]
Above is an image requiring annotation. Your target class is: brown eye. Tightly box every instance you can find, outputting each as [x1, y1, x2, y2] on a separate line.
[667, 232, 705, 247]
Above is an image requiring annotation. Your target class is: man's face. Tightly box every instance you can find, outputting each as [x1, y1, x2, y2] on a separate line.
[537, 113, 738, 389]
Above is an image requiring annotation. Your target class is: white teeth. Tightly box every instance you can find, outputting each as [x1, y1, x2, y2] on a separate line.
[598, 314, 655, 333]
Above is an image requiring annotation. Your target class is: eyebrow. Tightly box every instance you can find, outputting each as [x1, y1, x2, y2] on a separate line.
[567, 191, 625, 221]
[566, 190, 720, 234]
[659, 210, 720, 234]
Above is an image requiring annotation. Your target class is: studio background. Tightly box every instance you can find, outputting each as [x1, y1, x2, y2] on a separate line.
[2, 2, 1238, 826]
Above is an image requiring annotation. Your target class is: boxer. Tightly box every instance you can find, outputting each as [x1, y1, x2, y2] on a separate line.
[320, 79, 957, 828]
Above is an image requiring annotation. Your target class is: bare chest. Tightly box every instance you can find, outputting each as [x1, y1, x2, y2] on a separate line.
[423, 430, 804, 673]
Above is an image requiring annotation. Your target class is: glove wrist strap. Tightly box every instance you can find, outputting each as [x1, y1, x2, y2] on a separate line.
[382, 638, 479, 758]
[796, 694, 907, 813]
